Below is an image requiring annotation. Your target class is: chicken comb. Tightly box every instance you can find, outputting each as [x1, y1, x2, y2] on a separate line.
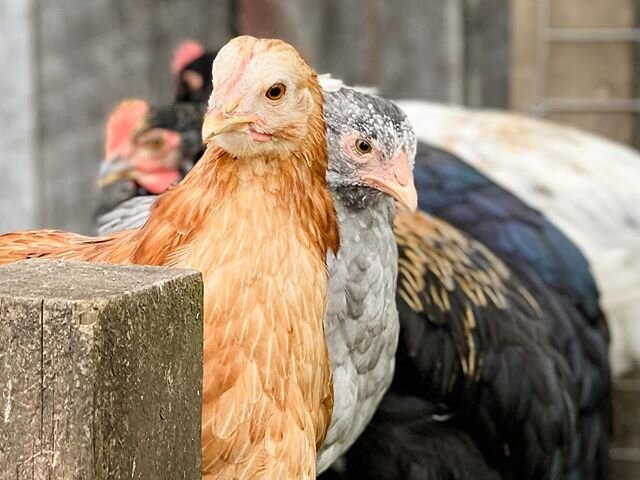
[171, 40, 205, 76]
[105, 100, 149, 158]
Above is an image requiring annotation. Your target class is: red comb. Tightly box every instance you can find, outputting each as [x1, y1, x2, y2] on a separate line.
[171, 40, 205, 76]
[105, 100, 149, 158]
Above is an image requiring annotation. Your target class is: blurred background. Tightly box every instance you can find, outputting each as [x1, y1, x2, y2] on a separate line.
[2, 0, 640, 477]
[1, 0, 638, 235]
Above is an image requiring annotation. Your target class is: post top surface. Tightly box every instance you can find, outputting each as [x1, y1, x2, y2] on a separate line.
[0, 259, 200, 302]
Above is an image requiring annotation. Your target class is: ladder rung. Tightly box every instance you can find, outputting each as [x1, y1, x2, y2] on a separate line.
[533, 98, 640, 114]
[546, 28, 640, 42]
[610, 447, 640, 462]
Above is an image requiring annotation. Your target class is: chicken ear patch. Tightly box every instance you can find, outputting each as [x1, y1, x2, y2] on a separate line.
[105, 100, 149, 158]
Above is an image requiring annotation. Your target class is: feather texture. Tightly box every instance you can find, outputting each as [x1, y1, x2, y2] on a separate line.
[94, 174, 400, 477]
[317, 191, 399, 472]
[94, 84, 411, 476]
[405, 142, 610, 478]
[392, 209, 578, 480]
[325, 208, 581, 480]
[397, 100, 638, 377]
[333, 394, 501, 480]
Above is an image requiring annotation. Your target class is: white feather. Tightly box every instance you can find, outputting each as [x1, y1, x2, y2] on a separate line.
[318, 73, 379, 95]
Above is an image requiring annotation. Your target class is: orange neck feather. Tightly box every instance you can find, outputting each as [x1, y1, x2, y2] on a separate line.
[130, 84, 338, 267]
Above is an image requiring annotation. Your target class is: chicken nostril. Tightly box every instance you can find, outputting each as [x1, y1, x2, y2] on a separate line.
[394, 166, 412, 186]
[223, 98, 240, 116]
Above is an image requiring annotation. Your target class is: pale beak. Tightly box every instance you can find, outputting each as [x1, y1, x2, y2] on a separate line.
[201, 109, 256, 143]
[360, 151, 418, 211]
[97, 156, 136, 188]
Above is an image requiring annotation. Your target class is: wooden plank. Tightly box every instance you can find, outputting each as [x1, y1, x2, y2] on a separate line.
[550, 0, 635, 28]
[238, 0, 278, 38]
[0, 260, 203, 479]
[612, 375, 640, 449]
[275, 0, 465, 101]
[0, 0, 37, 233]
[611, 459, 640, 480]
[510, 0, 639, 145]
[0, 292, 43, 477]
[549, 112, 634, 144]
[633, 1, 640, 149]
[611, 371, 640, 479]
[29, 0, 233, 235]
[463, 0, 510, 108]
[547, 42, 633, 99]
[510, 0, 541, 114]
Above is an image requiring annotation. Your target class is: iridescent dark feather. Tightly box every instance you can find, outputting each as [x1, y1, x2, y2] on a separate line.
[413, 142, 601, 321]
[411, 143, 611, 479]
[325, 208, 581, 480]
[391, 210, 577, 480]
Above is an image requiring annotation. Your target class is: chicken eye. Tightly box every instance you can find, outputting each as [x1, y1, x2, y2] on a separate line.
[266, 83, 286, 101]
[355, 139, 373, 155]
[147, 137, 165, 150]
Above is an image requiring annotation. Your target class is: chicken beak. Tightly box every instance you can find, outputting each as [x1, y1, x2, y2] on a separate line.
[202, 110, 256, 143]
[97, 156, 136, 188]
[360, 151, 418, 211]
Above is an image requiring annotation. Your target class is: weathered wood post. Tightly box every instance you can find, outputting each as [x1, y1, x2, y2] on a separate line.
[611, 372, 640, 480]
[0, 259, 203, 479]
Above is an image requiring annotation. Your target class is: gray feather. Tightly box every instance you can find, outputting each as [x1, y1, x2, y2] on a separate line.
[96, 196, 156, 235]
[316, 193, 399, 473]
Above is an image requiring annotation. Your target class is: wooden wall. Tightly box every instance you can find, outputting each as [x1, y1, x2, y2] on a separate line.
[3, 0, 639, 234]
[0, 0, 235, 234]
[511, 0, 639, 144]
[242, 0, 510, 106]
[0, 0, 510, 234]
[0, 2, 37, 232]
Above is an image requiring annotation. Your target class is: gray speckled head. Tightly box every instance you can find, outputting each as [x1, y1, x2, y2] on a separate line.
[323, 87, 417, 207]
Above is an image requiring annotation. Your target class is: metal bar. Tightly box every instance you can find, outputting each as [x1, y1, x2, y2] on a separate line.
[536, 97, 640, 114]
[547, 28, 640, 43]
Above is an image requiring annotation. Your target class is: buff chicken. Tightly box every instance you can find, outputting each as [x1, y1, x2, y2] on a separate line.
[94, 80, 418, 474]
[0, 36, 340, 480]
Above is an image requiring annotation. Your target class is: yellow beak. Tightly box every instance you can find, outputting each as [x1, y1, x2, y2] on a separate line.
[97, 156, 136, 188]
[202, 110, 256, 143]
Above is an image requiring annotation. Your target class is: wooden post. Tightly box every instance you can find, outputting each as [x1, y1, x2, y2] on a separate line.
[0, 259, 203, 479]
[611, 372, 640, 480]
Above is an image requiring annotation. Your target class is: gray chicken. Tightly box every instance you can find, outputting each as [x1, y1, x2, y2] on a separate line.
[95, 85, 418, 474]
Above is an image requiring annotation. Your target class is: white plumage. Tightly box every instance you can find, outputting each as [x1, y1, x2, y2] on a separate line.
[396, 99, 640, 376]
